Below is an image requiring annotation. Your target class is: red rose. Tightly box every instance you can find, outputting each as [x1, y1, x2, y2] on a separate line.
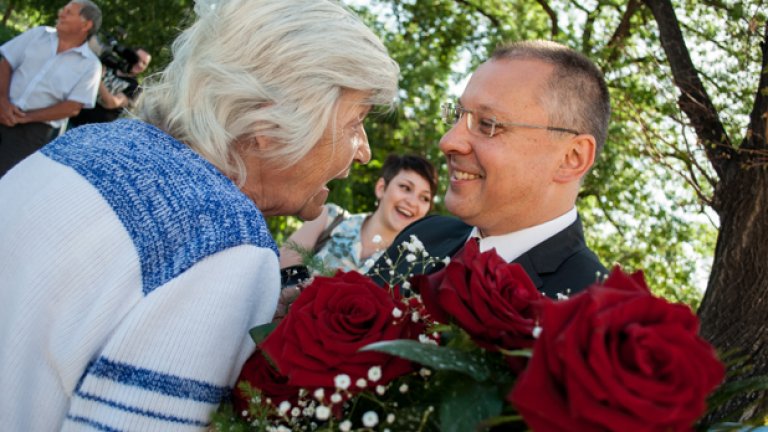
[232, 349, 299, 416]
[413, 239, 549, 353]
[261, 270, 423, 393]
[509, 267, 725, 432]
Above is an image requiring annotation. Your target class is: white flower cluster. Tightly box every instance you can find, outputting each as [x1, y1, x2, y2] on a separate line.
[368, 234, 449, 293]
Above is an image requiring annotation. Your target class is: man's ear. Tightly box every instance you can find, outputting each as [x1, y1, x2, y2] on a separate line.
[82, 20, 93, 36]
[375, 177, 386, 200]
[554, 134, 596, 183]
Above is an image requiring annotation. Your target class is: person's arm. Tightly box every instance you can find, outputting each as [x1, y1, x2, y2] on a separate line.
[15, 100, 84, 124]
[278, 205, 331, 268]
[62, 245, 281, 431]
[96, 81, 129, 109]
[0, 58, 22, 127]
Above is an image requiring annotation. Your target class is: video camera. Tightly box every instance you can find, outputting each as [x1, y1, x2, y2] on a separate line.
[95, 28, 138, 74]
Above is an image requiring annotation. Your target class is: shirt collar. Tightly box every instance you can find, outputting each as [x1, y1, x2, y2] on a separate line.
[50, 27, 97, 59]
[468, 207, 577, 262]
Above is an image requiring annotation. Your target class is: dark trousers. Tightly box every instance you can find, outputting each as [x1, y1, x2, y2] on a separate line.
[0, 122, 57, 178]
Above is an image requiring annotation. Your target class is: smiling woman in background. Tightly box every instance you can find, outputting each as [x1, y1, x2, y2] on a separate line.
[0, 0, 398, 430]
[280, 153, 438, 275]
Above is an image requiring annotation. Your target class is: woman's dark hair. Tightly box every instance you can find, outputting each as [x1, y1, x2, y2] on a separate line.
[380, 154, 438, 198]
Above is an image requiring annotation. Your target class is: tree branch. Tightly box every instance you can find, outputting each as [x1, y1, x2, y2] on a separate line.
[534, 0, 559, 38]
[453, 0, 501, 30]
[606, 0, 642, 62]
[744, 22, 768, 152]
[642, 0, 733, 179]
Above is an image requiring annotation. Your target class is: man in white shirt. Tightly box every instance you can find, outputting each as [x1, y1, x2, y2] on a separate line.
[0, 0, 101, 177]
[373, 40, 610, 298]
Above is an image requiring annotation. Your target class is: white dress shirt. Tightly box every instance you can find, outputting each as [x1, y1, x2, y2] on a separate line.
[469, 207, 578, 262]
[0, 26, 100, 128]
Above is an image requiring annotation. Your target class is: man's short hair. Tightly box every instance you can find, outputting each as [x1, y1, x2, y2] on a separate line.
[73, 0, 102, 38]
[492, 41, 611, 158]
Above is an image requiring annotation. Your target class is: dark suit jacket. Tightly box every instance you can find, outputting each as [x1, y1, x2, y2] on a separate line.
[369, 214, 607, 298]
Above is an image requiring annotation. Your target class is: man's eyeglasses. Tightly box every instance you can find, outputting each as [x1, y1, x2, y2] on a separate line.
[440, 102, 580, 139]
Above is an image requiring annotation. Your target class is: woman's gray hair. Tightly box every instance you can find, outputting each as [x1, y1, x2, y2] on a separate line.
[135, 0, 399, 184]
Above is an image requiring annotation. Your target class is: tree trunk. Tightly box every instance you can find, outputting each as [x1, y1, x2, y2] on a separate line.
[699, 159, 768, 422]
[2, 1, 14, 26]
[643, 0, 768, 424]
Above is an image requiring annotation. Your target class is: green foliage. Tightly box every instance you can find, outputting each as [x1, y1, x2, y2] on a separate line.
[344, 0, 729, 307]
[362, 339, 491, 381]
[10, 0, 755, 307]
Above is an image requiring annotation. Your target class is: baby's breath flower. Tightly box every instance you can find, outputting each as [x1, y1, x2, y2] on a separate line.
[313, 388, 325, 401]
[303, 406, 315, 417]
[362, 411, 379, 427]
[372, 234, 383, 244]
[339, 420, 352, 432]
[411, 311, 420, 322]
[385, 258, 393, 266]
[290, 407, 301, 417]
[443, 256, 451, 265]
[368, 366, 382, 382]
[330, 393, 343, 404]
[241, 410, 248, 417]
[406, 253, 417, 262]
[556, 292, 569, 300]
[387, 413, 396, 424]
[278, 401, 291, 415]
[419, 368, 432, 377]
[356, 377, 367, 388]
[315, 405, 331, 421]
[399, 383, 409, 393]
[392, 307, 403, 318]
[334, 374, 351, 390]
[532, 325, 543, 339]
[376, 384, 386, 395]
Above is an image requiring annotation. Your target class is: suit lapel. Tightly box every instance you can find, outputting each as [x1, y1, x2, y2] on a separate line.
[511, 217, 588, 287]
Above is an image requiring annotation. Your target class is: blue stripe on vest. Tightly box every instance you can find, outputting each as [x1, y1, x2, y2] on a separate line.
[41, 120, 278, 294]
[73, 390, 208, 427]
[65, 415, 124, 432]
[82, 356, 229, 404]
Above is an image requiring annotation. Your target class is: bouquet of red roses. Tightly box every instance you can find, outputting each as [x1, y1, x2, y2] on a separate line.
[217, 239, 727, 432]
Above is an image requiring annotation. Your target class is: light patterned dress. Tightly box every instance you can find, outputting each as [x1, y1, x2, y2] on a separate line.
[313, 203, 385, 273]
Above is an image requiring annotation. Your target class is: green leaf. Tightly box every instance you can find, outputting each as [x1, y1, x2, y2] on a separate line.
[361, 340, 490, 381]
[707, 375, 768, 411]
[249, 322, 277, 345]
[439, 379, 504, 432]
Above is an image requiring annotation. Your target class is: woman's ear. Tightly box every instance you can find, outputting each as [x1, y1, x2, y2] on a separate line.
[554, 134, 596, 183]
[252, 135, 273, 150]
[375, 177, 386, 200]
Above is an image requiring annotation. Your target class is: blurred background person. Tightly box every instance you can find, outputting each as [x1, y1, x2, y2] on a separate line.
[69, 46, 151, 127]
[0, 0, 101, 177]
[0, 0, 398, 429]
[280, 153, 438, 275]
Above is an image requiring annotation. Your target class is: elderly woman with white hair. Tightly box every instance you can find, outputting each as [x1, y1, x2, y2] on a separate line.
[0, 0, 398, 430]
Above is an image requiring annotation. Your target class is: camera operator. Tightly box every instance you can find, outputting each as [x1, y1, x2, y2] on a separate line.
[69, 47, 151, 127]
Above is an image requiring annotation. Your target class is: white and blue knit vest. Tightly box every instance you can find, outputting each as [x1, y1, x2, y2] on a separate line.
[42, 119, 278, 295]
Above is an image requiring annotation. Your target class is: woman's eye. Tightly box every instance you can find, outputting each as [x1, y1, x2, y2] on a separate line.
[399, 184, 410, 192]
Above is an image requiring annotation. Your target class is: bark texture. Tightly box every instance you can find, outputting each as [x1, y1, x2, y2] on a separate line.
[644, 0, 768, 424]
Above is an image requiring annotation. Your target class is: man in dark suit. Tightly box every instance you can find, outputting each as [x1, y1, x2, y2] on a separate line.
[372, 40, 611, 298]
